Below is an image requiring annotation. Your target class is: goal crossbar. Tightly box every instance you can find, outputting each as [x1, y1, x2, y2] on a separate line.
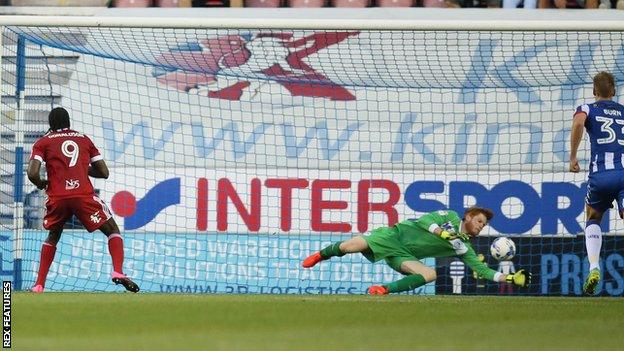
[0, 15, 624, 31]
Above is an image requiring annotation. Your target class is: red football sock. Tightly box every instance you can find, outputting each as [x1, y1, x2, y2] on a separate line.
[108, 234, 124, 275]
[35, 242, 56, 287]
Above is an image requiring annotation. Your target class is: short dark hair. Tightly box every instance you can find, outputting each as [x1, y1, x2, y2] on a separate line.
[48, 107, 70, 131]
[464, 206, 494, 221]
[593, 71, 616, 99]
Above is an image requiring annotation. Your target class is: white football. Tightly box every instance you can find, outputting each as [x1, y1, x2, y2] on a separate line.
[490, 237, 516, 261]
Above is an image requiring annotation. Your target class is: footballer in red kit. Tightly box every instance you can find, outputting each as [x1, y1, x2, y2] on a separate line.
[31, 124, 108, 232]
[27, 107, 139, 293]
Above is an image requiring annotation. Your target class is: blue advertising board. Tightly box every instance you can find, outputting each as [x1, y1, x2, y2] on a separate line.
[9, 231, 435, 294]
[435, 236, 624, 296]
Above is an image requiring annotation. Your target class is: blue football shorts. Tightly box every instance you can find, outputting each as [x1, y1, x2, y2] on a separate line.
[585, 170, 624, 214]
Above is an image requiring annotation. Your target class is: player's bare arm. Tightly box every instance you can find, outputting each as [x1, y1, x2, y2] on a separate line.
[26, 159, 48, 190]
[88, 159, 110, 179]
[569, 111, 587, 173]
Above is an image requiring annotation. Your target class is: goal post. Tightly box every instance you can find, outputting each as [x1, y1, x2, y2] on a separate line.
[1, 11, 624, 296]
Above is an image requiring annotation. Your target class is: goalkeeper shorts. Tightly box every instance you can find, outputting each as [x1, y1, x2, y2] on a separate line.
[362, 226, 418, 274]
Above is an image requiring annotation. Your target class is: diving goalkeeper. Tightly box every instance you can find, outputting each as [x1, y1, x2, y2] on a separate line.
[302, 206, 531, 294]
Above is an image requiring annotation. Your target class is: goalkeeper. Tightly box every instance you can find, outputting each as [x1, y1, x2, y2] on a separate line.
[302, 206, 531, 294]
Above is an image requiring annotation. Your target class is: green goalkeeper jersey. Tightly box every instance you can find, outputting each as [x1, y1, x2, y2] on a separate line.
[394, 210, 498, 281]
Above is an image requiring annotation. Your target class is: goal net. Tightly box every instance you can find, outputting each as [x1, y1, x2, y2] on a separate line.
[1, 18, 623, 296]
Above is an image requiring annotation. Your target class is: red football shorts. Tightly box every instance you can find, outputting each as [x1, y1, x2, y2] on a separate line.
[43, 195, 113, 232]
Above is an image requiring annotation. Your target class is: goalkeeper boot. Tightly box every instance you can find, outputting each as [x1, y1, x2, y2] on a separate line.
[31, 285, 44, 293]
[367, 285, 389, 295]
[302, 252, 326, 268]
[112, 272, 140, 293]
[583, 268, 601, 296]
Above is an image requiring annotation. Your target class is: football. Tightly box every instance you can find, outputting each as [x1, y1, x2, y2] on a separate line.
[490, 237, 516, 261]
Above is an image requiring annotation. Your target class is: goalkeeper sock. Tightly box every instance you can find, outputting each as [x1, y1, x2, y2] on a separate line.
[585, 220, 602, 271]
[320, 242, 345, 259]
[108, 234, 125, 274]
[35, 242, 56, 287]
[385, 274, 426, 293]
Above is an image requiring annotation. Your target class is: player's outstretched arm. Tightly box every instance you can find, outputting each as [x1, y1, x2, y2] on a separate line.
[26, 159, 48, 190]
[465, 249, 531, 288]
[89, 160, 110, 179]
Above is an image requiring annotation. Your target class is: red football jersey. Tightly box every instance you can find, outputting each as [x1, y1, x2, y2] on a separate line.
[30, 128, 103, 198]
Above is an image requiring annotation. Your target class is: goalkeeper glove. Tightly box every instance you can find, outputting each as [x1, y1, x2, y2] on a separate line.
[440, 230, 455, 240]
[439, 231, 456, 240]
[506, 269, 532, 288]
[440, 231, 470, 241]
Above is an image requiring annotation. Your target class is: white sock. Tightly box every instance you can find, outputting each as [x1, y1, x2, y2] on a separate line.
[585, 223, 602, 271]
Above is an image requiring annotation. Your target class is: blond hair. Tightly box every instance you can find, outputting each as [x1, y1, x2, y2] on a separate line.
[593, 71, 616, 99]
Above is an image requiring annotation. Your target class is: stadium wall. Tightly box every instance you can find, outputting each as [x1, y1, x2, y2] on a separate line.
[2, 231, 622, 295]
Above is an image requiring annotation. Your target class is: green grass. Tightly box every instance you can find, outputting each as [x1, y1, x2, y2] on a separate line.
[12, 293, 624, 351]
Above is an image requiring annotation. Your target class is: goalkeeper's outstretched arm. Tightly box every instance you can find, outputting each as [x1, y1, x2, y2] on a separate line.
[462, 248, 532, 287]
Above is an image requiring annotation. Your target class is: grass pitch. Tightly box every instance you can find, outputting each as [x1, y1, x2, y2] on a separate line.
[13, 293, 624, 351]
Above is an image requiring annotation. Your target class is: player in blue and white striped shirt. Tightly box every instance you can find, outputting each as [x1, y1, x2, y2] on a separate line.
[570, 71, 624, 295]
